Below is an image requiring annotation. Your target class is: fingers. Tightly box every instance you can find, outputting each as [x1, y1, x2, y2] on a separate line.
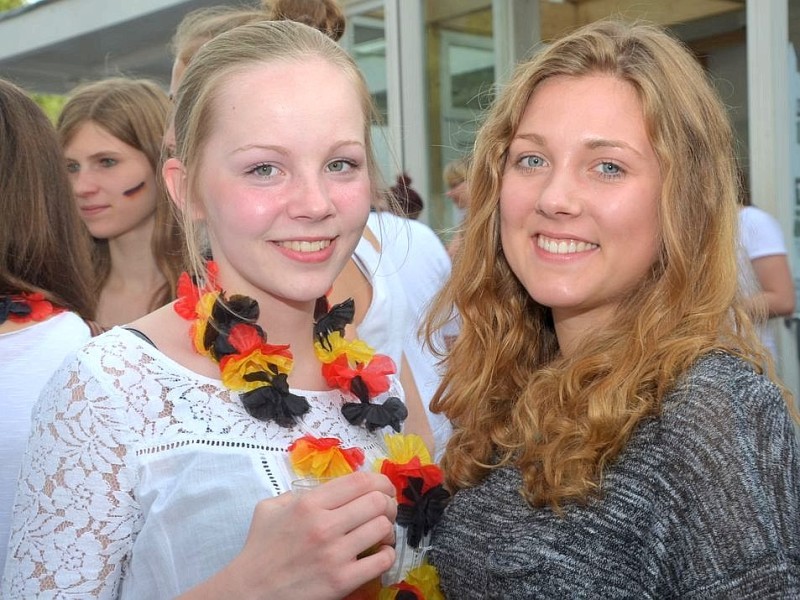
[300, 472, 395, 510]
[293, 487, 395, 544]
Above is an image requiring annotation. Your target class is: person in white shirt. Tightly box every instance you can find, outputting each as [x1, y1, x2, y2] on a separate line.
[0, 78, 97, 572]
[3, 22, 405, 599]
[737, 183, 795, 360]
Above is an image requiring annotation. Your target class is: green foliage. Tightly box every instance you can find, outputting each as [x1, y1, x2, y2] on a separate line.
[0, 0, 25, 12]
[32, 93, 67, 124]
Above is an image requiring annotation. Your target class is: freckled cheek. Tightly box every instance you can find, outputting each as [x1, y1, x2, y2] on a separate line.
[334, 181, 372, 223]
[209, 195, 283, 235]
[499, 187, 529, 228]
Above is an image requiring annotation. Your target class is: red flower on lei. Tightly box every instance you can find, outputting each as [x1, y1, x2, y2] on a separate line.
[0, 292, 62, 324]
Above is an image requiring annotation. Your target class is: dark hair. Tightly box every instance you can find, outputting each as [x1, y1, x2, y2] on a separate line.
[0, 78, 96, 319]
[389, 173, 424, 219]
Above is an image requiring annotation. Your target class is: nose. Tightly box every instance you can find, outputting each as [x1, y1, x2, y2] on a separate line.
[287, 173, 336, 220]
[71, 170, 100, 198]
[535, 167, 582, 218]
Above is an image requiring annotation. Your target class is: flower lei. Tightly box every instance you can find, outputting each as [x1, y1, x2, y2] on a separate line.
[290, 433, 448, 599]
[0, 292, 63, 325]
[173, 261, 408, 430]
[174, 262, 448, 599]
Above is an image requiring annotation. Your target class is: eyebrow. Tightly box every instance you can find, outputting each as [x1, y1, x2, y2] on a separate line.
[585, 137, 643, 157]
[513, 133, 644, 157]
[232, 140, 365, 154]
[65, 150, 123, 161]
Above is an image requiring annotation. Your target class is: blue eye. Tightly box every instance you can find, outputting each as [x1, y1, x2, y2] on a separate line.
[250, 164, 277, 177]
[597, 161, 623, 178]
[66, 162, 80, 174]
[519, 155, 545, 169]
[99, 158, 117, 168]
[328, 159, 355, 173]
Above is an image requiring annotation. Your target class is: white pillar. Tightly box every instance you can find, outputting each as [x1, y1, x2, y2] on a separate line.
[385, 0, 431, 216]
[492, 0, 540, 85]
[746, 1, 800, 402]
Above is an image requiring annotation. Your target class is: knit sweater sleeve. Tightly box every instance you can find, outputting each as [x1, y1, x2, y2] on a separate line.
[655, 354, 800, 598]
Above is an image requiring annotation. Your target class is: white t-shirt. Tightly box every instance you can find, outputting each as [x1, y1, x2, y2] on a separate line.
[0, 311, 90, 573]
[367, 212, 455, 460]
[738, 205, 790, 357]
[2, 327, 403, 598]
[352, 231, 409, 367]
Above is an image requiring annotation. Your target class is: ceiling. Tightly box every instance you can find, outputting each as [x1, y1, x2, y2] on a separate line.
[0, 0, 229, 94]
[0, 0, 752, 95]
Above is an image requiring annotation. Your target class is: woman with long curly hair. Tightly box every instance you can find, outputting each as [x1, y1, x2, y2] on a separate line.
[426, 19, 799, 597]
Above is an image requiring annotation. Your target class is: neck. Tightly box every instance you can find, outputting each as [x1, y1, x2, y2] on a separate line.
[106, 217, 160, 284]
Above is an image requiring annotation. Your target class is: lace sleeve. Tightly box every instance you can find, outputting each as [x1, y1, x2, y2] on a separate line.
[2, 350, 139, 598]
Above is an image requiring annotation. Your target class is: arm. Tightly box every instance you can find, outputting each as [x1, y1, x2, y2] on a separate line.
[2, 354, 137, 598]
[664, 361, 800, 597]
[747, 253, 795, 319]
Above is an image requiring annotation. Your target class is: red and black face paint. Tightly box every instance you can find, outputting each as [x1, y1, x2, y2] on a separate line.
[122, 181, 146, 197]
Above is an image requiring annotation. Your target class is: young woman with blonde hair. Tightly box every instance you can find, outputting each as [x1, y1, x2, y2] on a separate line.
[427, 19, 799, 597]
[3, 21, 446, 599]
[167, 0, 439, 456]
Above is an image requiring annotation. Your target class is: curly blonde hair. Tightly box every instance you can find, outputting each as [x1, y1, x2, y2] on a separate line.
[425, 20, 777, 509]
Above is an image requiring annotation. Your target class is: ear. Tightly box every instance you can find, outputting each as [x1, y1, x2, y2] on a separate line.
[162, 156, 205, 220]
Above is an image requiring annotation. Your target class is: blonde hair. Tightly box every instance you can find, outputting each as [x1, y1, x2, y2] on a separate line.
[58, 77, 183, 312]
[443, 156, 469, 189]
[170, 20, 381, 281]
[425, 20, 776, 508]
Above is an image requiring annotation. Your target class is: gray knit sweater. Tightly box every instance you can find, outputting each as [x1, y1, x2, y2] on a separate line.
[429, 353, 800, 598]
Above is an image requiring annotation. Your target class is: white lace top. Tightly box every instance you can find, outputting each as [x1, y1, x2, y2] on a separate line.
[1, 327, 403, 599]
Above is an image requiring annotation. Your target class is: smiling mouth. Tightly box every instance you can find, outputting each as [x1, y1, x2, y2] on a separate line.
[275, 239, 332, 252]
[537, 235, 598, 254]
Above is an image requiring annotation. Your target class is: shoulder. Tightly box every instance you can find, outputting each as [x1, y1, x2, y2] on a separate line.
[655, 352, 790, 446]
[666, 352, 785, 414]
[642, 352, 797, 491]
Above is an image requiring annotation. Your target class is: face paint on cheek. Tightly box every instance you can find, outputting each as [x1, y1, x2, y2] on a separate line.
[122, 181, 146, 198]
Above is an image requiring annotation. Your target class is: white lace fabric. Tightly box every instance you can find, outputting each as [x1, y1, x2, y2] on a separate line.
[1, 327, 402, 599]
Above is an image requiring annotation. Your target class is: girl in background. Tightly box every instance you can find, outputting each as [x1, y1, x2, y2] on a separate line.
[58, 78, 183, 329]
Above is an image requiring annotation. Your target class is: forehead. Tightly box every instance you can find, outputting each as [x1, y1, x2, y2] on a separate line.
[517, 74, 651, 146]
[64, 120, 130, 153]
[203, 57, 365, 143]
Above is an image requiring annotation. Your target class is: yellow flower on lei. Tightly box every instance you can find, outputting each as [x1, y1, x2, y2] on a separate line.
[220, 349, 294, 392]
[375, 433, 432, 472]
[289, 435, 364, 478]
[191, 291, 219, 357]
[377, 563, 445, 600]
[313, 330, 374, 365]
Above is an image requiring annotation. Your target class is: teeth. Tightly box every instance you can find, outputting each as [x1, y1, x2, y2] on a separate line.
[537, 235, 598, 255]
[277, 239, 331, 252]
